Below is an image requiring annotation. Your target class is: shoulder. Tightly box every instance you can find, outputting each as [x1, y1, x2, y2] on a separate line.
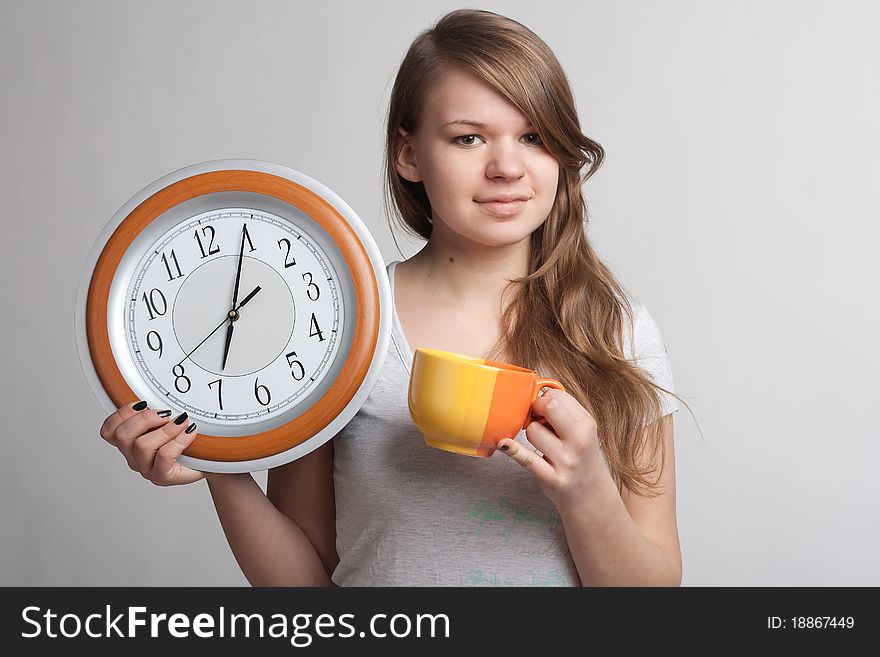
[619, 295, 667, 361]
[618, 295, 679, 415]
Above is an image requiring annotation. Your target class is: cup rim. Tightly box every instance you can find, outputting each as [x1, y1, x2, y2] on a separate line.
[413, 347, 534, 374]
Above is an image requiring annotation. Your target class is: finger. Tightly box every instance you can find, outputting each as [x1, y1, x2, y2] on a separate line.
[148, 423, 203, 485]
[113, 407, 176, 470]
[496, 438, 555, 481]
[524, 420, 566, 464]
[131, 412, 189, 473]
[530, 390, 589, 443]
[99, 400, 148, 445]
[529, 389, 569, 423]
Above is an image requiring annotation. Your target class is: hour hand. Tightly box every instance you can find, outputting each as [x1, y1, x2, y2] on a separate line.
[221, 286, 259, 370]
[221, 318, 235, 370]
[238, 285, 261, 309]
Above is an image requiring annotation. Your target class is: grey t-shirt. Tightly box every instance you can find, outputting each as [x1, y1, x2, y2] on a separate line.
[331, 260, 678, 586]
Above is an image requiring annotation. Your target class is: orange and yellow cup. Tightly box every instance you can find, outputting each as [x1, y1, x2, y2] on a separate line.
[408, 347, 565, 457]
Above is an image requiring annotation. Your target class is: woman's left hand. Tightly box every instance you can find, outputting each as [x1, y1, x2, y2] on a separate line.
[497, 389, 608, 510]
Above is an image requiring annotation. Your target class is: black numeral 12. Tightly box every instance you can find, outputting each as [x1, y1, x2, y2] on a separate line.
[194, 226, 221, 259]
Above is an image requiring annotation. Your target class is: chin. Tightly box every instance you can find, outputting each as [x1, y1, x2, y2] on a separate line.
[438, 209, 547, 248]
[466, 224, 537, 249]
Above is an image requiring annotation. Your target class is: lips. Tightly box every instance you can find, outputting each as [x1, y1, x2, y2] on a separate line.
[475, 197, 529, 217]
[475, 195, 530, 203]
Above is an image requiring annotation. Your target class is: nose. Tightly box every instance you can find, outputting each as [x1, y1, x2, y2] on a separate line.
[485, 139, 526, 180]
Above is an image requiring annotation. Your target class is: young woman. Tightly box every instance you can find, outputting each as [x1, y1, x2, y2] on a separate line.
[99, 9, 685, 586]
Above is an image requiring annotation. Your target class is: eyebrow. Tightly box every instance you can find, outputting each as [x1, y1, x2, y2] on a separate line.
[442, 119, 534, 130]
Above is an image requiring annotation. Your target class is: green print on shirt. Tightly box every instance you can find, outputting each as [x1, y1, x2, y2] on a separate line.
[458, 567, 568, 587]
[467, 497, 563, 546]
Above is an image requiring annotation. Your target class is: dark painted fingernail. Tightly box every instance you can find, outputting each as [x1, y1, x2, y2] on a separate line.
[157, 409, 172, 418]
[185, 423, 198, 434]
[132, 400, 148, 411]
[174, 412, 189, 425]
[499, 444, 509, 451]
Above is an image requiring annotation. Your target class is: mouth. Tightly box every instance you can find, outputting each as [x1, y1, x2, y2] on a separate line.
[475, 198, 528, 216]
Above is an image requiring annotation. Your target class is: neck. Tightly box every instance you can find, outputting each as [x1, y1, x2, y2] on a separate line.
[406, 237, 531, 314]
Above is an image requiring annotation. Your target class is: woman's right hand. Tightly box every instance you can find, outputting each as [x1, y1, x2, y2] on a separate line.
[99, 401, 204, 486]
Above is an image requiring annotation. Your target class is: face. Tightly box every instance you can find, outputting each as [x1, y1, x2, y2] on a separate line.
[395, 68, 560, 250]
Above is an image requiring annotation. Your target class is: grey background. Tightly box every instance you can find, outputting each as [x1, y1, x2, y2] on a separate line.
[2, 0, 877, 586]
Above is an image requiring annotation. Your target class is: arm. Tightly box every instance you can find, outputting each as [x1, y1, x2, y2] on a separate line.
[498, 392, 682, 586]
[557, 413, 682, 586]
[267, 440, 339, 580]
[205, 440, 337, 587]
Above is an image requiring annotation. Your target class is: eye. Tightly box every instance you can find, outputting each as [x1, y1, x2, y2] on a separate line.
[523, 133, 544, 146]
[452, 135, 484, 147]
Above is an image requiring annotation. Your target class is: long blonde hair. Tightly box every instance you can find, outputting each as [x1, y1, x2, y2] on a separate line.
[383, 9, 688, 497]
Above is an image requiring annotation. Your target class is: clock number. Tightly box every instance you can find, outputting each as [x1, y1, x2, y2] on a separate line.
[172, 364, 191, 394]
[208, 379, 224, 411]
[277, 238, 297, 268]
[141, 288, 168, 320]
[243, 224, 256, 252]
[285, 350, 306, 381]
[161, 249, 184, 281]
[146, 330, 163, 358]
[309, 313, 326, 342]
[194, 225, 221, 259]
[254, 377, 271, 406]
[302, 272, 320, 301]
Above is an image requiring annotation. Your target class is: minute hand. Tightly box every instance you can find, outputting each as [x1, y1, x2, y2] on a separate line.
[232, 224, 247, 308]
[222, 224, 248, 370]
[176, 285, 262, 368]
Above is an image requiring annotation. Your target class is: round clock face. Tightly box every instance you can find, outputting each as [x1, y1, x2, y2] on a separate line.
[125, 207, 343, 426]
[76, 160, 391, 473]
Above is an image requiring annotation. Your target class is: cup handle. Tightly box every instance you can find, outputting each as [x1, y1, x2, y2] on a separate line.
[528, 378, 566, 427]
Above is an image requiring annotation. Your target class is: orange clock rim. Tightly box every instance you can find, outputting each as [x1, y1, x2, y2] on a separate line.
[85, 170, 379, 461]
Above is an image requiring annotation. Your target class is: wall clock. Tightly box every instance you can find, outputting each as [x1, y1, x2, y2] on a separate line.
[75, 159, 391, 473]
